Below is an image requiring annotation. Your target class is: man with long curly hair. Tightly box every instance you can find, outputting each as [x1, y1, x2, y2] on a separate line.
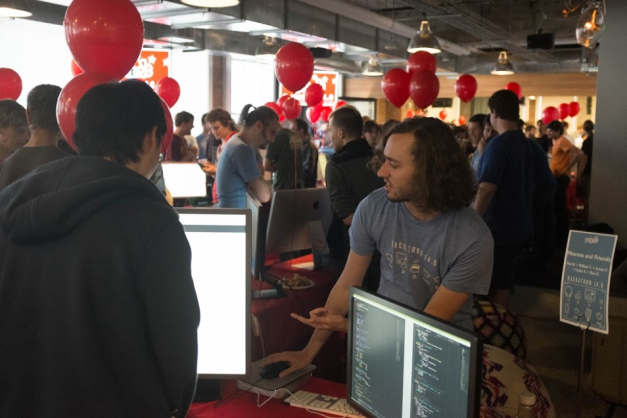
[265, 117, 493, 378]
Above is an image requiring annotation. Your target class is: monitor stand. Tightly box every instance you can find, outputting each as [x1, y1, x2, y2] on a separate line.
[193, 378, 222, 402]
[308, 220, 329, 270]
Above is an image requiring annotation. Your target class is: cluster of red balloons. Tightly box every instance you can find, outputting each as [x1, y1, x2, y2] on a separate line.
[0, 68, 23, 100]
[541, 101, 580, 124]
[275, 43, 314, 93]
[382, 51, 440, 109]
[57, 0, 155, 151]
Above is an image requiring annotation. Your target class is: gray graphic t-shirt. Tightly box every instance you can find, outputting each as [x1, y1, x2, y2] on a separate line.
[350, 188, 493, 329]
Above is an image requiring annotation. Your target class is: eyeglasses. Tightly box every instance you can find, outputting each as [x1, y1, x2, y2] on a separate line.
[159, 153, 165, 163]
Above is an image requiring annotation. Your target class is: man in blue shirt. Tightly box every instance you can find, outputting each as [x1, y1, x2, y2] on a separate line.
[474, 89, 535, 308]
[216, 105, 280, 208]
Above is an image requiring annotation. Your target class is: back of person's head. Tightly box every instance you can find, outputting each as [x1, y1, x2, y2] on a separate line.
[469, 113, 487, 126]
[175, 111, 193, 127]
[524, 125, 535, 134]
[488, 89, 520, 121]
[563, 121, 569, 129]
[546, 120, 564, 135]
[26, 84, 62, 133]
[516, 119, 525, 131]
[292, 118, 309, 135]
[381, 119, 400, 138]
[328, 106, 362, 138]
[373, 117, 476, 212]
[73, 80, 166, 164]
[239, 104, 279, 128]
[583, 120, 595, 135]
[0, 99, 27, 129]
[207, 108, 233, 127]
[363, 120, 379, 134]
[453, 126, 467, 138]
[201, 112, 210, 124]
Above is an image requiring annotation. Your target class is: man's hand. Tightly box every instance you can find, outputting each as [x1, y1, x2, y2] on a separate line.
[291, 307, 348, 333]
[200, 161, 216, 175]
[263, 350, 316, 379]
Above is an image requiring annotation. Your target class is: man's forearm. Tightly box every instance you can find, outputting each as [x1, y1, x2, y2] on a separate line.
[303, 282, 350, 357]
[473, 182, 496, 217]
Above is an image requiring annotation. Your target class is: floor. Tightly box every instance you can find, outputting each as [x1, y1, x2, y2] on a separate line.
[510, 285, 627, 418]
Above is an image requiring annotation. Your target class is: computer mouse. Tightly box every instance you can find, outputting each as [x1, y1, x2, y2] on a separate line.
[260, 361, 290, 379]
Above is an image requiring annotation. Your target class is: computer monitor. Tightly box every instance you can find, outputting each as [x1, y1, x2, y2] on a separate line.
[176, 208, 251, 400]
[347, 287, 482, 418]
[265, 188, 332, 269]
[162, 162, 207, 198]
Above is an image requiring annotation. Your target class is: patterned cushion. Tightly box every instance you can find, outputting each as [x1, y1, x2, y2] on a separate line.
[473, 299, 527, 359]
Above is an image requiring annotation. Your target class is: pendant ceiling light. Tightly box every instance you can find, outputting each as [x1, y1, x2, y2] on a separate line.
[491, 51, 515, 75]
[407, 20, 441, 54]
[255, 36, 280, 57]
[0, 0, 32, 18]
[576, 0, 606, 49]
[181, 0, 239, 7]
[362, 58, 383, 76]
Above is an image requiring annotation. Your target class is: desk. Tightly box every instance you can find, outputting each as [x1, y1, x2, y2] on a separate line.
[189, 345, 555, 418]
[251, 255, 344, 381]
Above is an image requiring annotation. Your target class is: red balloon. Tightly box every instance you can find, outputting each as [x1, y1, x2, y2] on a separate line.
[56, 72, 116, 150]
[439, 109, 448, 120]
[155, 77, 180, 108]
[381, 69, 410, 108]
[306, 106, 321, 124]
[70, 59, 84, 77]
[64, 0, 144, 80]
[558, 103, 570, 120]
[459, 115, 467, 125]
[274, 43, 314, 93]
[277, 94, 290, 109]
[505, 82, 522, 100]
[407, 51, 437, 75]
[320, 106, 332, 123]
[541, 106, 560, 125]
[282, 97, 302, 120]
[569, 101, 580, 117]
[264, 102, 282, 117]
[415, 109, 426, 117]
[406, 110, 415, 119]
[409, 71, 440, 110]
[455, 74, 477, 103]
[304, 83, 324, 107]
[335, 100, 347, 110]
[279, 114, 286, 123]
[0, 68, 22, 100]
[160, 98, 173, 155]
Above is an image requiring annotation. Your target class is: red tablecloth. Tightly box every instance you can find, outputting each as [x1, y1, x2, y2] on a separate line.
[188, 378, 346, 418]
[251, 255, 345, 382]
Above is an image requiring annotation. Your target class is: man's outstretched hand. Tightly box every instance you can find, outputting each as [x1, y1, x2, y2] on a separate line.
[291, 307, 348, 333]
[263, 350, 316, 379]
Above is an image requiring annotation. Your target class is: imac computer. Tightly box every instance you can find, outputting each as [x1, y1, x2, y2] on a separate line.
[246, 193, 284, 299]
[347, 288, 482, 418]
[162, 162, 207, 198]
[265, 188, 332, 269]
[176, 208, 251, 400]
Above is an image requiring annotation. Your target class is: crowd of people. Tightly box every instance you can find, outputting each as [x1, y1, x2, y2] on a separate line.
[0, 81, 596, 415]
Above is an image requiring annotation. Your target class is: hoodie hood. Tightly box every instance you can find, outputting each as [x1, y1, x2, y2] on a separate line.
[0, 157, 166, 244]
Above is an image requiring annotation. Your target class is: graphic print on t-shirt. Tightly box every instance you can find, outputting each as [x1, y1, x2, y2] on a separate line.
[387, 239, 441, 290]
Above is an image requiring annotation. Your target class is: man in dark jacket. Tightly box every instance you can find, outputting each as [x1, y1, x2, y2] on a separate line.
[325, 106, 384, 291]
[0, 80, 200, 417]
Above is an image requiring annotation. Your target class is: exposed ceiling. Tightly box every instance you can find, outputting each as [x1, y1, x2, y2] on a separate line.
[21, 0, 599, 76]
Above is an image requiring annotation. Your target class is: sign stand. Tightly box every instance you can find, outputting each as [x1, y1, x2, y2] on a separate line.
[575, 314, 590, 418]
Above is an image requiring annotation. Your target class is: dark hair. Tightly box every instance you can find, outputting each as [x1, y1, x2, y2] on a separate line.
[381, 119, 400, 137]
[546, 120, 564, 135]
[292, 118, 309, 134]
[329, 106, 362, 138]
[468, 113, 487, 126]
[174, 111, 193, 127]
[562, 121, 569, 128]
[27, 84, 62, 132]
[0, 99, 27, 129]
[524, 125, 536, 133]
[207, 108, 232, 127]
[488, 89, 519, 122]
[201, 112, 210, 124]
[484, 115, 492, 126]
[363, 120, 380, 134]
[583, 120, 594, 135]
[517, 119, 525, 131]
[453, 126, 467, 137]
[372, 118, 476, 213]
[239, 104, 279, 128]
[73, 80, 166, 164]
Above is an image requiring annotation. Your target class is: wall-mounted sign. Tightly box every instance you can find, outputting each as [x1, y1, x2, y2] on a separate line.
[560, 230, 617, 334]
[280, 71, 339, 107]
[126, 50, 170, 89]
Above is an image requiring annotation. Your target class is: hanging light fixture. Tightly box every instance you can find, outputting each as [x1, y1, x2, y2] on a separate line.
[0, 0, 32, 18]
[255, 36, 280, 57]
[576, 0, 606, 49]
[491, 51, 515, 75]
[181, 0, 239, 7]
[407, 19, 441, 54]
[362, 57, 383, 76]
